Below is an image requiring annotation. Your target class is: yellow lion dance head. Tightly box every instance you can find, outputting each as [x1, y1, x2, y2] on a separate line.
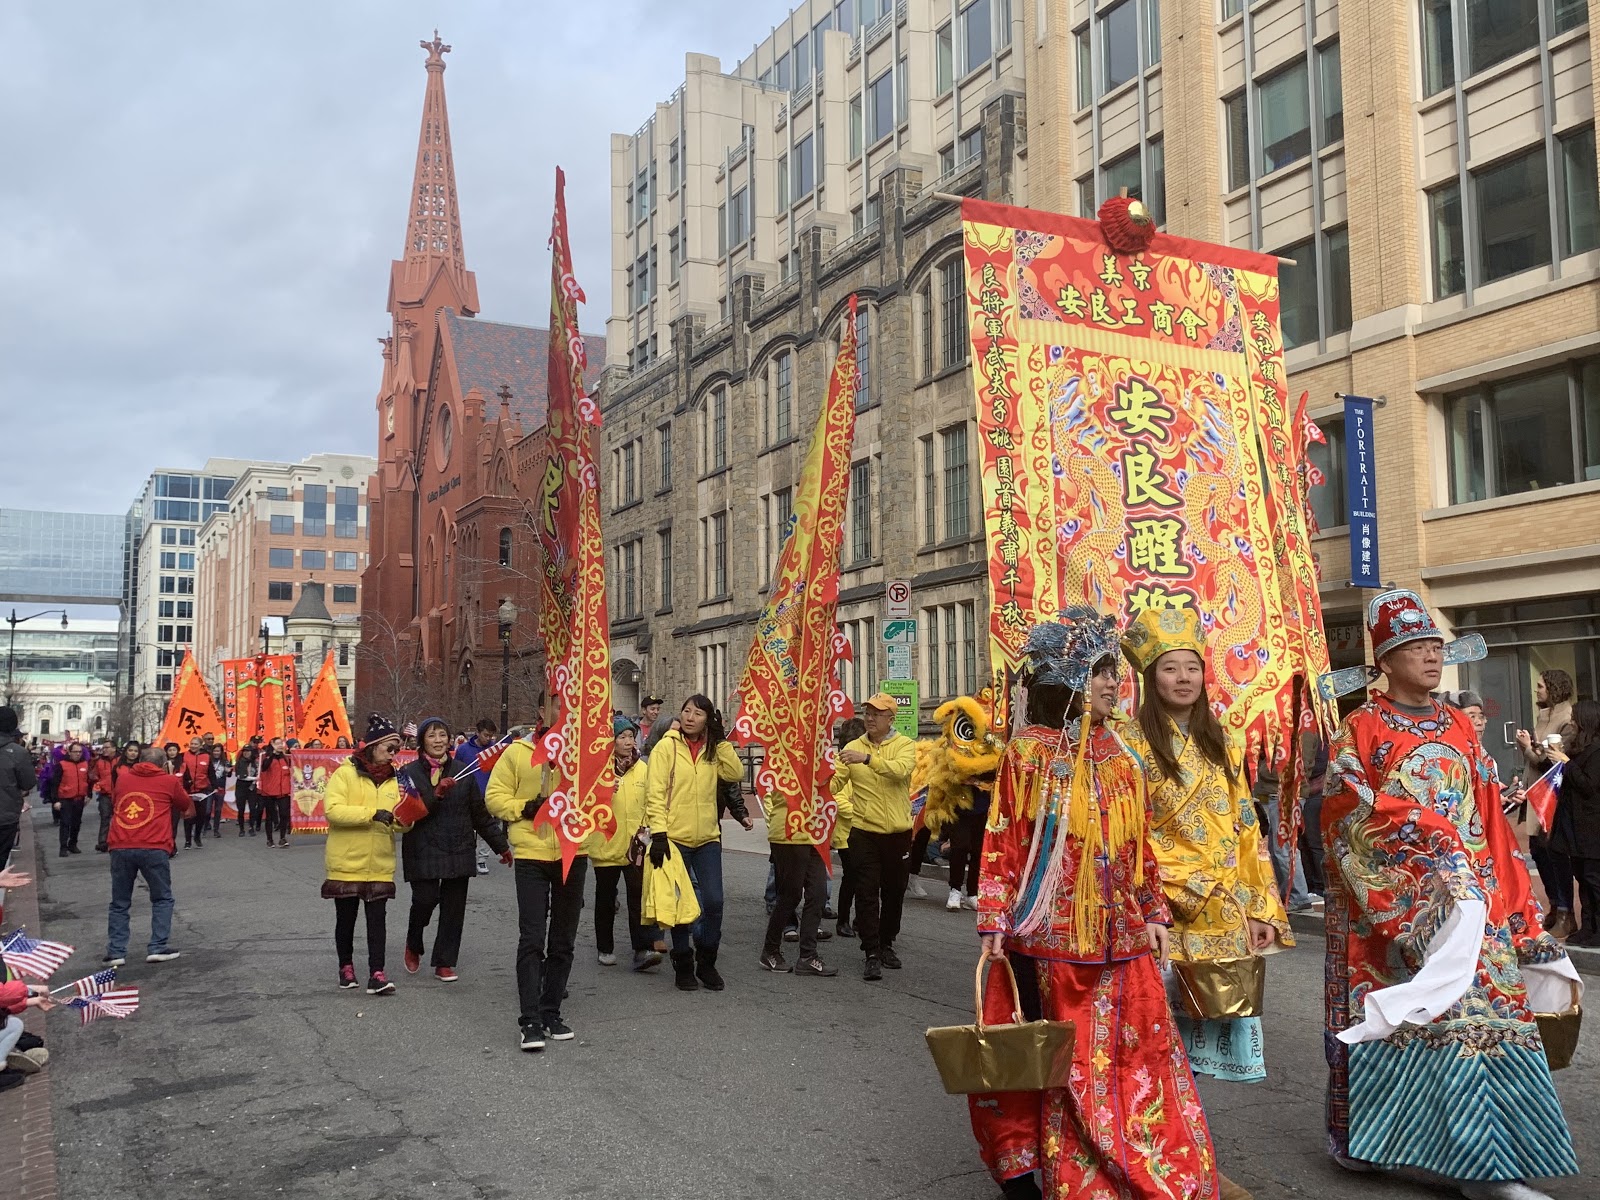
[913, 692, 1004, 836]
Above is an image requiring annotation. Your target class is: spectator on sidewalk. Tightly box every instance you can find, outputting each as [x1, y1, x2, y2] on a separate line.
[835, 693, 918, 982]
[590, 716, 660, 972]
[53, 741, 92, 857]
[400, 717, 510, 984]
[1254, 755, 1318, 912]
[637, 695, 664, 746]
[0, 709, 36, 864]
[1519, 669, 1579, 939]
[258, 736, 294, 847]
[322, 715, 408, 995]
[0, 977, 54, 1091]
[104, 746, 194, 967]
[1548, 700, 1600, 948]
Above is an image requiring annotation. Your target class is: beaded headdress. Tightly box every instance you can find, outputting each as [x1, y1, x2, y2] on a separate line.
[1020, 605, 1124, 693]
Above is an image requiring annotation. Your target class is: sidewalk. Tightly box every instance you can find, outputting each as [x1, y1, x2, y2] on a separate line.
[0, 811, 61, 1200]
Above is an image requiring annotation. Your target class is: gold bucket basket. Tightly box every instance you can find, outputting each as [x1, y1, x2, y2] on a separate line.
[925, 952, 1076, 1094]
[1171, 955, 1266, 1021]
[1535, 982, 1582, 1071]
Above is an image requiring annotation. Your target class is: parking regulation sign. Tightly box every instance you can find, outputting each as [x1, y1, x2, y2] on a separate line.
[885, 579, 911, 618]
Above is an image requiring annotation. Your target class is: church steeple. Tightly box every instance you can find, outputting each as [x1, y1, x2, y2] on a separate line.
[391, 31, 479, 314]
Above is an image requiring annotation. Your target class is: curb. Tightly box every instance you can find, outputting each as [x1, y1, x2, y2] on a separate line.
[0, 812, 61, 1200]
[1286, 908, 1600, 978]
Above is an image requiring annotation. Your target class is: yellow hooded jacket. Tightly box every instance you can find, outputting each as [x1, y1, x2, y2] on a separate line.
[323, 759, 408, 883]
[484, 739, 583, 863]
[766, 770, 856, 847]
[834, 732, 918, 834]
[591, 757, 649, 868]
[645, 729, 744, 848]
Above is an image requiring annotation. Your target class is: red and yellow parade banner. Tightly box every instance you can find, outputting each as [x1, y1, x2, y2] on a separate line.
[157, 650, 226, 747]
[962, 198, 1332, 770]
[534, 167, 615, 877]
[277, 748, 417, 833]
[731, 297, 860, 863]
[295, 651, 353, 746]
[220, 655, 302, 750]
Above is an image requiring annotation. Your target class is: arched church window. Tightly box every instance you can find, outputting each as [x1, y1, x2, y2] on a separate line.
[499, 528, 512, 568]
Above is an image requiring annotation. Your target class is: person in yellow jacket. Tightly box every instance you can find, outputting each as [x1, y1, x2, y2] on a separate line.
[1120, 608, 1289, 1200]
[484, 701, 589, 1053]
[591, 716, 661, 973]
[645, 695, 747, 992]
[321, 714, 408, 996]
[834, 693, 919, 981]
[830, 717, 866, 938]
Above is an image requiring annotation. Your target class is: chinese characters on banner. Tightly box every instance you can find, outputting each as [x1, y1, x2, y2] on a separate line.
[220, 656, 301, 750]
[1342, 395, 1381, 588]
[962, 198, 1333, 769]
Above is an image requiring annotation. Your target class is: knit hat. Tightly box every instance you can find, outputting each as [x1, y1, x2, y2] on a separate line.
[613, 713, 640, 737]
[416, 717, 449, 742]
[0, 707, 16, 735]
[360, 713, 401, 749]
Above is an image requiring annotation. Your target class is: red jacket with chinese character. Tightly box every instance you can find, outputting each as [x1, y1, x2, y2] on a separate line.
[54, 757, 91, 801]
[977, 722, 1170, 963]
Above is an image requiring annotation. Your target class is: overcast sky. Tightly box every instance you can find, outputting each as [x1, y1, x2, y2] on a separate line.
[2, 0, 757, 515]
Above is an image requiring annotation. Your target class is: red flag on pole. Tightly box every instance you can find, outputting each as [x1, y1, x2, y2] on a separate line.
[533, 167, 615, 877]
[157, 651, 225, 747]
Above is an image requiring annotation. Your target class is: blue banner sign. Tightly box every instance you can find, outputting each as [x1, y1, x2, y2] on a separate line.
[1344, 395, 1380, 588]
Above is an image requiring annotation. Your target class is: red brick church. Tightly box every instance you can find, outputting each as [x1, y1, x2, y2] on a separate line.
[359, 33, 604, 722]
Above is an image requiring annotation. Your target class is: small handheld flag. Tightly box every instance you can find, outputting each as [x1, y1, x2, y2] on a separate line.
[1, 929, 74, 981]
[67, 986, 139, 1026]
[1525, 762, 1564, 831]
[51, 966, 117, 998]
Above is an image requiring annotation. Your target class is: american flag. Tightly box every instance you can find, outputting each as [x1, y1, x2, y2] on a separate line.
[401, 721, 418, 738]
[452, 733, 514, 790]
[53, 966, 118, 999]
[1, 929, 75, 981]
[67, 986, 139, 1026]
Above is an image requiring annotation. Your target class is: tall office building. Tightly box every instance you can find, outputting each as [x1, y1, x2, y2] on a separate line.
[0, 509, 125, 605]
[605, 0, 1600, 756]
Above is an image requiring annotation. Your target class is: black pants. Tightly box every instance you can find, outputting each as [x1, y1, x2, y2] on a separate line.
[236, 783, 255, 830]
[593, 864, 653, 955]
[910, 824, 934, 876]
[209, 790, 224, 836]
[183, 795, 209, 845]
[262, 794, 292, 842]
[0, 821, 18, 868]
[765, 843, 828, 959]
[514, 858, 587, 1030]
[248, 787, 266, 832]
[836, 846, 856, 924]
[1531, 835, 1575, 911]
[58, 798, 86, 851]
[946, 806, 987, 895]
[334, 896, 387, 974]
[95, 793, 114, 850]
[1574, 856, 1600, 933]
[848, 827, 912, 957]
[407, 877, 470, 968]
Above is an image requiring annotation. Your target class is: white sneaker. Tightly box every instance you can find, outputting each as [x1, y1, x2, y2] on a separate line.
[597, 952, 617, 966]
[946, 888, 963, 911]
[146, 950, 180, 963]
[962, 893, 979, 910]
[1460, 1182, 1555, 1200]
[908, 877, 929, 899]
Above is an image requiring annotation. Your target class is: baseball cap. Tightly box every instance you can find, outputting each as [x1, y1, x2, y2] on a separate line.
[863, 692, 898, 713]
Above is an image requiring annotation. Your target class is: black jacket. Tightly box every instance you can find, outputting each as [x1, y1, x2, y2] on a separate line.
[399, 753, 510, 882]
[0, 733, 35, 824]
[1549, 743, 1600, 860]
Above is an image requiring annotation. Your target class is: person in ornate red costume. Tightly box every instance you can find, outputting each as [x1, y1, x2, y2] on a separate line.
[1320, 589, 1579, 1200]
[971, 608, 1219, 1200]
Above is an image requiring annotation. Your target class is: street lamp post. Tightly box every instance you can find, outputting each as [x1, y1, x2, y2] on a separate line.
[497, 598, 518, 732]
[5, 608, 69, 708]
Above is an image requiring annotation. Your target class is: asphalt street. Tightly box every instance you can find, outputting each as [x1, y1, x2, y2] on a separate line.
[25, 810, 1597, 1200]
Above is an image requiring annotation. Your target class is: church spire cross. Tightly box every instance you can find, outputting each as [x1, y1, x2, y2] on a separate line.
[402, 31, 466, 283]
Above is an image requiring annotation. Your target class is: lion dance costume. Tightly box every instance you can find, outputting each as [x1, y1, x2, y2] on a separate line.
[914, 695, 1004, 907]
[971, 609, 1219, 1200]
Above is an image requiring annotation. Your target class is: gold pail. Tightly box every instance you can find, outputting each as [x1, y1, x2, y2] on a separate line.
[1171, 955, 1266, 1020]
[1536, 983, 1582, 1071]
[925, 952, 1076, 1094]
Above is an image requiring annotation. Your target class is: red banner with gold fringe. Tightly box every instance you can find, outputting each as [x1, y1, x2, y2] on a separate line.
[730, 297, 860, 862]
[533, 167, 615, 877]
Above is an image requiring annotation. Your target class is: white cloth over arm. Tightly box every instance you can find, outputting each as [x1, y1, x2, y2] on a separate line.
[1521, 955, 1583, 1013]
[1337, 898, 1487, 1045]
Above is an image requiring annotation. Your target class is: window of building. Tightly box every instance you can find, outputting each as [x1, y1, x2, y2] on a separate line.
[1149, 138, 1166, 225]
[268, 547, 293, 569]
[495, 527, 511, 568]
[1102, 149, 1143, 209]
[622, 440, 638, 505]
[157, 648, 176, 667]
[855, 306, 873, 410]
[794, 134, 815, 200]
[658, 527, 674, 610]
[897, 54, 909, 123]
[155, 674, 172, 693]
[266, 486, 289, 501]
[730, 187, 750, 250]
[707, 511, 729, 597]
[270, 514, 294, 535]
[1075, 28, 1092, 109]
[943, 424, 972, 539]
[1143, 0, 1159, 62]
[334, 551, 358, 571]
[1101, 0, 1137, 93]
[159, 600, 175, 618]
[303, 484, 327, 537]
[1318, 40, 1343, 144]
[936, 23, 954, 93]
[774, 51, 791, 92]
[850, 460, 874, 562]
[777, 154, 789, 211]
[175, 624, 191, 644]
[1277, 238, 1318, 350]
[774, 352, 793, 443]
[939, 257, 967, 369]
[1561, 126, 1599, 257]
[836, 0, 855, 28]
[1326, 226, 1353, 335]
[177, 577, 193, 595]
[180, 528, 195, 545]
[769, 487, 794, 577]
[1447, 361, 1600, 503]
[839, 618, 878, 704]
[923, 602, 979, 699]
[334, 486, 359, 538]
[1421, 0, 1455, 97]
[157, 624, 174, 643]
[160, 528, 177, 545]
[849, 94, 863, 156]
[617, 540, 640, 618]
[1467, 0, 1539, 76]
[718, 202, 728, 257]
[160, 551, 176, 570]
[159, 576, 175, 594]
[668, 138, 680, 192]
[339, 641, 350, 667]
[1224, 93, 1249, 192]
[268, 581, 293, 601]
[1555, 0, 1589, 31]
[66, 703, 82, 722]
[795, 33, 810, 82]
[919, 280, 936, 376]
[702, 388, 728, 473]
[959, 127, 983, 166]
[1430, 182, 1466, 298]
[668, 229, 681, 283]
[1477, 147, 1551, 284]
[1222, 0, 1243, 17]
[331, 585, 357, 605]
[962, 0, 992, 75]
[922, 436, 939, 544]
[696, 642, 731, 709]
[178, 552, 194, 571]
[658, 423, 673, 490]
[868, 70, 894, 142]
[1306, 415, 1348, 531]
[176, 600, 193, 619]
[1258, 61, 1311, 176]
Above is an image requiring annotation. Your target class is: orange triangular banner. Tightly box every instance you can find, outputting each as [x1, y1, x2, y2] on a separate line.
[295, 651, 352, 746]
[157, 651, 226, 747]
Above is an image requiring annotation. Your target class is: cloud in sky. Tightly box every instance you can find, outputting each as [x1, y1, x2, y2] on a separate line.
[2, 0, 758, 515]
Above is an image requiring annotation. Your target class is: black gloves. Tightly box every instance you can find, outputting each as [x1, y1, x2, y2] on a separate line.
[372, 810, 395, 827]
[649, 832, 669, 868]
[521, 796, 546, 821]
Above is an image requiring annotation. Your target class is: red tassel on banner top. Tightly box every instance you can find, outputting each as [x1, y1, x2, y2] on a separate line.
[1096, 195, 1157, 255]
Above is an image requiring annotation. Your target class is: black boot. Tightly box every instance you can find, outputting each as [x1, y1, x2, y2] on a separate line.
[1000, 1173, 1042, 1200]
[671, 950, 699, 992]
[695, 945, 726, 991]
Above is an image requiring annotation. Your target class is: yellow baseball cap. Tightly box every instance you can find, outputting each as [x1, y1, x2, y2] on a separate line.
[863, 692, 898, 712]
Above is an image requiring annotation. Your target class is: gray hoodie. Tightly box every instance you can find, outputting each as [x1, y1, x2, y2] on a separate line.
[0, 732, 37, 824]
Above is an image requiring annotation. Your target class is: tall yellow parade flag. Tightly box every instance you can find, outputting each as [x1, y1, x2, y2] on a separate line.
[731, 297, 860, 862]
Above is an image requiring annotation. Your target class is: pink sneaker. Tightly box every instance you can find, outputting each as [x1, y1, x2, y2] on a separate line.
[365, 971, 396, 996]
[338, 964, 358, 989]
[434, 966, 459, 983]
